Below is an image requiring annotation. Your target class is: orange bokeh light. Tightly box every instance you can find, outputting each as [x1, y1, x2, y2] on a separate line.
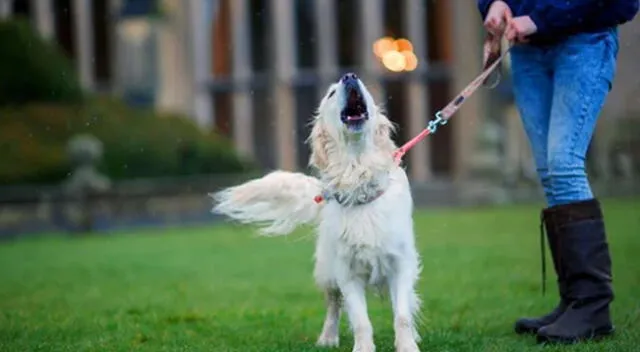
[402, 50, 418, 71]
[373, 36, 396, 58]
[382, 50, 406, 72]
[395, 38, 413, 52]
[373, 36, 419, 72]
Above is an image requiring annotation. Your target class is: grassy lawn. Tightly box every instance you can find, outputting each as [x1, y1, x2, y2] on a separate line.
[0, 198, 638, 352]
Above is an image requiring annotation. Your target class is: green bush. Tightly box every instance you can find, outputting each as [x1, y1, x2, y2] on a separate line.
[0, 18, 84, 106]
[0, 98, 256, 185]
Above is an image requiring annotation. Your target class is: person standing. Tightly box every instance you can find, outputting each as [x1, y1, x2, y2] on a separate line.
[476, 0, 639, 345]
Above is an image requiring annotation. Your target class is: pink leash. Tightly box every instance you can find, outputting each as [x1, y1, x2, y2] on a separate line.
[393, 43, 513, 164]
[315, 39, 512, 204]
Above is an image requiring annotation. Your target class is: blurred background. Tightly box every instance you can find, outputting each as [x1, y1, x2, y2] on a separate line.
[1, 0, 639, 238]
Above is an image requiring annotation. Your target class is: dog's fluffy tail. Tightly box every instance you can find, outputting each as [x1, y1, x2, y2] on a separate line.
[210, 171, 323, 236]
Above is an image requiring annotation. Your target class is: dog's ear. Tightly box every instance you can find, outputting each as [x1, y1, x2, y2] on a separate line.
[373, 112, 397, 155]
[308, 118, 330, 171]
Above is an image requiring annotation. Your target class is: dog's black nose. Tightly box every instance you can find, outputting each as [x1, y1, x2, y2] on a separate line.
[341, 73, 360, 93]
[341, 73, 358, 84]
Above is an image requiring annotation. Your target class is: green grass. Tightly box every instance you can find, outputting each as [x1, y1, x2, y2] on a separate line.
[0, 199, 639, 352]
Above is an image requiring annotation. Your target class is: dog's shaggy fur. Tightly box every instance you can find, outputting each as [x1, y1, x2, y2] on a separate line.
[211, 74, 422, 352]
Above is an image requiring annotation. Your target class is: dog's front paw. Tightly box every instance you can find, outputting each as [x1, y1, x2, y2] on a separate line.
[395, 340, 420, 352]
[352, 341, 375, 352]
[316, 334, 339, 348]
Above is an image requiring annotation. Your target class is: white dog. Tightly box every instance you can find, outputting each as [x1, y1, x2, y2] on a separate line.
[211, 73, 422, 352]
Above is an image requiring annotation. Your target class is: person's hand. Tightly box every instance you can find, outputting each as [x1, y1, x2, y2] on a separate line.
[484, 1, 512, 37]
[505, 16, 538, 43]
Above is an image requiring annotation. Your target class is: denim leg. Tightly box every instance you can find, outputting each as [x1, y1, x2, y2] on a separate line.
[546, 30, 619, 206]
[510, 45, 554, 204]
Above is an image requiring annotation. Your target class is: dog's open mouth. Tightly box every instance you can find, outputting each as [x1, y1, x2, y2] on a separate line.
[340, 80, 369, 131]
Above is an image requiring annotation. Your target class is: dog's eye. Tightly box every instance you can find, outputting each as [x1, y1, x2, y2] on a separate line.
[328, 90, 335, 98]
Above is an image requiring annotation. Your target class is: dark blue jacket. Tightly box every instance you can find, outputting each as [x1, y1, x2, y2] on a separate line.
[477, 0, 639, 44]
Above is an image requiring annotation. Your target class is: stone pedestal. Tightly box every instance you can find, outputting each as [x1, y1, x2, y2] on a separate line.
[63, 134, 111, 233]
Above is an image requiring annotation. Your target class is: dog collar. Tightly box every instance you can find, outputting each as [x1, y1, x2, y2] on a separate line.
[334, 190, 385, 207]
[317, 189, 385, 207]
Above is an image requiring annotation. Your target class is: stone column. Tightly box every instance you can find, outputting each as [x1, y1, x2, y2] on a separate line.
[32, 0, 55, 40]
[270, 0, 297, 171]
[230, 0, 254, 158]
[155, 0, 192, 119]
[500, 50, 534, 183]
[313, 0, 339, 99]
[73, 0, 95, 90]
[108, 0, 121, 93]
[189, 0, 214, 129]
[449, 1, 485, 181]
[358, 0, 384, 102]
[0, 0, 12, 19]
[504, 103, 527, 181]
[404, 0, 432, 182]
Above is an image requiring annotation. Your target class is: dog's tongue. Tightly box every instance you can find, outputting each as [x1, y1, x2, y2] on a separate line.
[347, 115, 363, 121]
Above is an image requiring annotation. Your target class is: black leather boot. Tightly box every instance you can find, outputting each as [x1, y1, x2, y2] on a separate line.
[514, 208, 569, 335]
[536, 199, 615, 344]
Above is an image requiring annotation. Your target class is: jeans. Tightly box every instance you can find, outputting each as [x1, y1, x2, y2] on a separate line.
[510, 29, 619, 207]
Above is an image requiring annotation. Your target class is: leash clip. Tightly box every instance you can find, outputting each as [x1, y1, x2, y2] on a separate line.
[427, 111, 448, 134]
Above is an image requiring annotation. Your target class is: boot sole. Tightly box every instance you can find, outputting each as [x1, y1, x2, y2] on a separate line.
[536, 325, 615, 345]
[514, 324, 541, 335]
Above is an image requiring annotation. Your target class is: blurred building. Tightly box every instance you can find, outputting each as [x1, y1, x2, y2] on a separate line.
[2, 0, 638, 182]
